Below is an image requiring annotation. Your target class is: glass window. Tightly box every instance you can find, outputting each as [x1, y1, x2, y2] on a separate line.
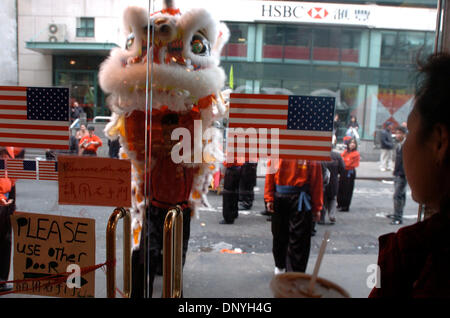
[223, 23, 248, 58]
[380, 31, 429, 67]
[341, 29, 361, 64]
[312, 28, 341, 62]
[262, 24, 284, 59]
[76, 17, 95, 38]
[284, 26, 311, 61]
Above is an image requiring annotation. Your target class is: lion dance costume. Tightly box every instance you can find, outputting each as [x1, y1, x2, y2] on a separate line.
[98, 0, 229, 295]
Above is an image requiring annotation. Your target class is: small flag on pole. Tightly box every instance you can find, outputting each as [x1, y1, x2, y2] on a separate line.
[227, 93, 335, 162]
[6, 159, 37, 180]
[38, 160, 58, 181]
[0, 86, 70, 149]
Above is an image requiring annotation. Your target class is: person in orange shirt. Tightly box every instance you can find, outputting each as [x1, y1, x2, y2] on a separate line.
[79, 126, 103, 156]
[337, 138, 360, 212]
[0, 147, 16, 292]
[264, 159, 323, 274]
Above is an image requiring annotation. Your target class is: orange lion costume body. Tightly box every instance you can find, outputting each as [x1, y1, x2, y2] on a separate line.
[98, 1, 229, 250]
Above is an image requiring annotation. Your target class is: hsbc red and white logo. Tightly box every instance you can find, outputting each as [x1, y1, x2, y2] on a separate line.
[308, 7, 329, 19]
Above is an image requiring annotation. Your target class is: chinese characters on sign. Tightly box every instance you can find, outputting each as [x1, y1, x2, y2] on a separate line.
[58, 156, 132, 207]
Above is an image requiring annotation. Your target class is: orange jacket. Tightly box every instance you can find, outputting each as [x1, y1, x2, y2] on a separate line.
[0, 146, 14, 201]
[264, 159, 323, 214]
[79, 135, 103, 153]
[149, 110, 199, 208]
[341, 150, 360, 170]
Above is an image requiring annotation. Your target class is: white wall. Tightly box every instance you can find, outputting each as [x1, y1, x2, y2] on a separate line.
[16, 0, 143, 86]
[0, 0, 18, 85]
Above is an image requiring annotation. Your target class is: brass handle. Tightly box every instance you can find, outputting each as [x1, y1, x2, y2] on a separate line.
[106, 207, 131, 298]
[162, 205, 183, 298]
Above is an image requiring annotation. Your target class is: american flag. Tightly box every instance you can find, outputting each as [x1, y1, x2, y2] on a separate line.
[0, 86, 69, 149]
[0, 159, 5, 178]
[38, 160, 58, 181]
[227, 93, 335, 162]
[6, 159, 37, 180]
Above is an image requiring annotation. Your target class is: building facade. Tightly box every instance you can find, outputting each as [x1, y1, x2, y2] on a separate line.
[0, 0, 18, 86]
[15, 0, 438, 141]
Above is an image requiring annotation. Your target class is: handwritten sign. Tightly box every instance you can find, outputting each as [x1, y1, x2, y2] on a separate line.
[11, 212, 96, 297]
[58, 156, 131, 207]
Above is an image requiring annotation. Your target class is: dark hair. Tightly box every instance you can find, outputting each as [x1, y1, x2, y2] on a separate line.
[414, 53, 450, 141]
[396, 126, 407, 134]
[88, 126, 95, 131]
[415, 53, 450, 211]
[346, 138, 358, 151]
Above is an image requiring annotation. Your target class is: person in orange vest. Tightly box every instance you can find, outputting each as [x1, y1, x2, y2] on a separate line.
[79, 126, 103, 156]
[265, 159, 323, 274]
[337, 138, 360, 212]
[0, 147, 16, 292]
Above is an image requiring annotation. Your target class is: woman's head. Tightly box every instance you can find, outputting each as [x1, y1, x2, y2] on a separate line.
[403, 53, 450, 211]
[347, 138, 357, 151]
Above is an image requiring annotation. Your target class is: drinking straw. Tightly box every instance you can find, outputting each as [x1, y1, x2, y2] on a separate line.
[307, 230, 330, 295]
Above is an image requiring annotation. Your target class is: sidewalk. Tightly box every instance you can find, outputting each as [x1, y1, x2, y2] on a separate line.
[152, 252, 376, 298]
[356, 161, 394, 181]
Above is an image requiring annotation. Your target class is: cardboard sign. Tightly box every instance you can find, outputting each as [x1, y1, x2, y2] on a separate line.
[58, 156, 131, 207]
[11, 212, 96, 298]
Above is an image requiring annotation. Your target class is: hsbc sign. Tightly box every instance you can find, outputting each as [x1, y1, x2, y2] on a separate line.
[177, 0, 436, 32]
[308, 8, 329, 19]
[261, 4, 306, 19]
[260, 3, 373, 26]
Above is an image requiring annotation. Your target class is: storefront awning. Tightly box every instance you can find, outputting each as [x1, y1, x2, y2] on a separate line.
[25, 41, 119, 56]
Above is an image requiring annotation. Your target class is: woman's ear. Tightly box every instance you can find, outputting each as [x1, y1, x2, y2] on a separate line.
[433, 123, 449, 166]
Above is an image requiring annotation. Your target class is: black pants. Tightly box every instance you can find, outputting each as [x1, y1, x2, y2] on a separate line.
[337, 169, 356, 210]
[238, 163, 257, 209]
[222, 166, 242, 223]
[0, 186, 15, 283]
[82, 149, 97, 156]
[271, 192, 312, 272]
[130, 204, 191, 298]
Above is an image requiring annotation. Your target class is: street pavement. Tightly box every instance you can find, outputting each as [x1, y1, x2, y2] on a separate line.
[2, 160, 418, 299]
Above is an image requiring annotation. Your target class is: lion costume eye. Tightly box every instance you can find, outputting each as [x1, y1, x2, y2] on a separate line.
[190, 33, 210, 56]
[126, 33, 135, 50]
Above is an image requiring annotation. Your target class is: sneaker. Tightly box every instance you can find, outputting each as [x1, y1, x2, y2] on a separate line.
[274, 267, 285, 275]
[329, 217, 336, 224]
[386, 214, 395, 219]
[219, 219, 234, 224]
[380, 168, 387, 172]
[390, 219, 402, 225]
